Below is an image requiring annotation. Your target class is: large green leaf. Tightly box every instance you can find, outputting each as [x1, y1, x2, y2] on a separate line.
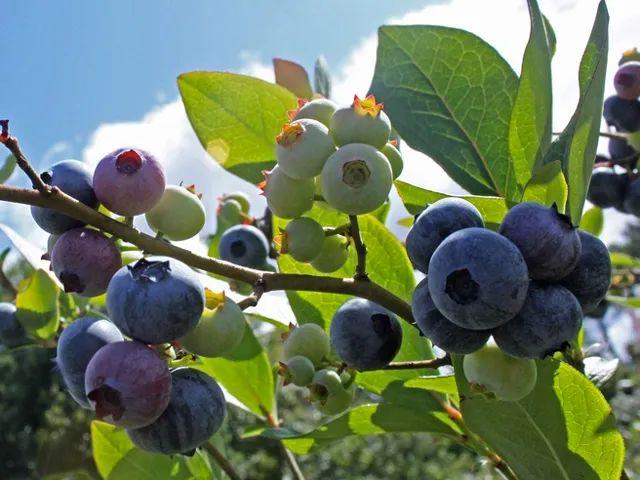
[91, 421, 205, 480]
[453, 357, 624, 480]
[580, 207, 604, 236]
[0, 154, 16, 183]
[15, 268, 59, 340]
[521, 161, 568, 210]
[394, 180, 508, 229]
[196, 322, 275, 419]
[544, 1, 609, 225]
[509, 0, 553, 190]
[370, 26, 519, 197]
[178, 72, 298, 184]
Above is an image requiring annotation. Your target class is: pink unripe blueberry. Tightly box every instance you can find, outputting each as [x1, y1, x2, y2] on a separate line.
[93, 148, 166, 216]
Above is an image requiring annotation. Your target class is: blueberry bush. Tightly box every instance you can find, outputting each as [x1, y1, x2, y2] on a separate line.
[0, 0, 638, 478]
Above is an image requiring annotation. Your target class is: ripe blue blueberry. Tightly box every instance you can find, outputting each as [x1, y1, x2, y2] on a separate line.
[330, 298, 402, 371]
[31, 160, 98, 234]
[106, 257, 205, 344]
[51, 228, 122, 297]
[275, 119, 336, 179]
[586, 167, 628, 209]
[292, 98, 338, 127]
[411, 278, 489, 354]
[85, 341, 172, 428]
[405, 198, 484, 274]
[219, 224, 269, 268]
[261, 166, 315, 219]
[493, 282, 582, 359]
[93, 148, 166, 216]
[428, 228, 529, 330]
[603, 95, 640, 132]
[0, 302, 26, 348]
[498, 202, 581, 281]
[623, 178, 640, 216]
[127, 368, 226, 455]
[56, 317, 124, 408]
[560, 231, 611, 314]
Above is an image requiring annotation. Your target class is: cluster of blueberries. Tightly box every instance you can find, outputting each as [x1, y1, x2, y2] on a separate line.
[588, 51, 640, 214]
[218, 95, 404, 275]
[406, 198, 611, 398]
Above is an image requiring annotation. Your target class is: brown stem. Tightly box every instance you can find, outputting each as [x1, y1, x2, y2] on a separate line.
[201, 442, 243, 480]
[349, 215, 368, 280]
[0, 120, 51, 194]
[384, 355, 451, 370]
[237, 281, 265, 310]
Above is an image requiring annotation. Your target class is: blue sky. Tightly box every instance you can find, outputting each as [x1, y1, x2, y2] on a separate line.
[2, 0, 430, 168]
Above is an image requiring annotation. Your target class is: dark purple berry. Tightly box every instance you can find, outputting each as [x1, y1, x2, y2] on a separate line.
[603, 95, 640, 132]
[586, 167, 628, 209]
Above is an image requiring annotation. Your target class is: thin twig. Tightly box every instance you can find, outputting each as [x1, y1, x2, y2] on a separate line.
[237, 280, 265, 310]
[0, 120, 50, 194]
[384, 355, 451, 370]
[348, 215, 368, 280]
[282, 447, 306, 480]
[201, 442, 243, 480]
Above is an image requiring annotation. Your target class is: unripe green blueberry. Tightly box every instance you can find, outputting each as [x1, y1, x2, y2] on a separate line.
[330, 95, 391, 149]
[217, 199, 244, 224]
[180, 291, 245, 358]
[317, 383, 355, 415]
[276, 120, 336, 179]
[380, 143, 403, 179]
[280, 355, 316, 387]
[121, 250, 143, 266]
[145, 185, 206, 241]
[463, 344, 537, 402]
[261, 166, 315, 219]
[310, 233, 349, 273]
[292, 98, 338, 127]
[221, 192, 250, 214]
[309, 369, 344, 400]
[283, 323, 330, 367]
[321, 143, 392, 215]
[279, 217, 325, 262]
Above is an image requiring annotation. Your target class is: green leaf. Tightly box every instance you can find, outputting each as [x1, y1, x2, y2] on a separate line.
[314, 55, 332, 99]
[178, 72, 298, 184]
[609, 251, 640, 268]
[521, 161, 568, 210]
[543, 15, 557, 57]
[0, 224, 55, 280]
[370, 26, 519, 197]
[397, 216, 414, 228]
[273, 58, 313, 99]
[545, 1, 609, 225]
[606, 295, 640, 308]
[394, 180, 508, 229]
[262, 401, 462, 454]
[91, 421, 196, 480]
[196, 322, 275, 419]
[509, 0, 553, 191]
[580, 207, 604, 236]
[0, 154, 16, 183]
[15, 269, 59, 340]
[453, 356, 624, 480]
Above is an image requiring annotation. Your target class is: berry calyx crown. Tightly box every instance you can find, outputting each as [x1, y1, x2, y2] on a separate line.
[352, 94, 383, 117]
[287, 98, 308, 121]
[276, 122, 305, 147]
[116, 149, 143, 174]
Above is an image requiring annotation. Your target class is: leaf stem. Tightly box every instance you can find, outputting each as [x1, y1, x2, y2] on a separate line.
[201, 442, 243, 480]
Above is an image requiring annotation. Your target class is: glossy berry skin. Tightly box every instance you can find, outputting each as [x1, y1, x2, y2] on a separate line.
[276, 119, 336, 179]
[262, 166, 315, 219]
[310, 233, 349, 273]
[493, 282, 582, 359]
[613, 62, 640, 100]
[463, 343, 537, 402]
[51, 228, 122, 297]
[219, 225, 269, 268]
[603, 95, 640, 132]
[330, 102, 391, 149]
[330, 298, 402, 371]
[623, 178, 640, 216]
[560, 231, 611, 314]
[127, 368, 226, 455]
[586, 167, 628, 209]
[406, 198, 484, 274]
[85, 341, 172, 429]
[411, 278, 489, 354]
[31, 160, 98, 234]
[145, 185, 206, 241]
[284, 323, 330, 367]
[428, 228, 529, 330]
[499, 203, 581, 281]
[0, 302, 26, 349]
[281, 355, 315, 387]
[56, 317, 124, 408]
[293, 99, 337, 127]
[93, 148, 165, 216]
[321, 143, 392, 215]
[180, 295, 246, 358]
[380, 143, 403, 179]
[281, 217, 325, 262]
[107, 257, 205, 344]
